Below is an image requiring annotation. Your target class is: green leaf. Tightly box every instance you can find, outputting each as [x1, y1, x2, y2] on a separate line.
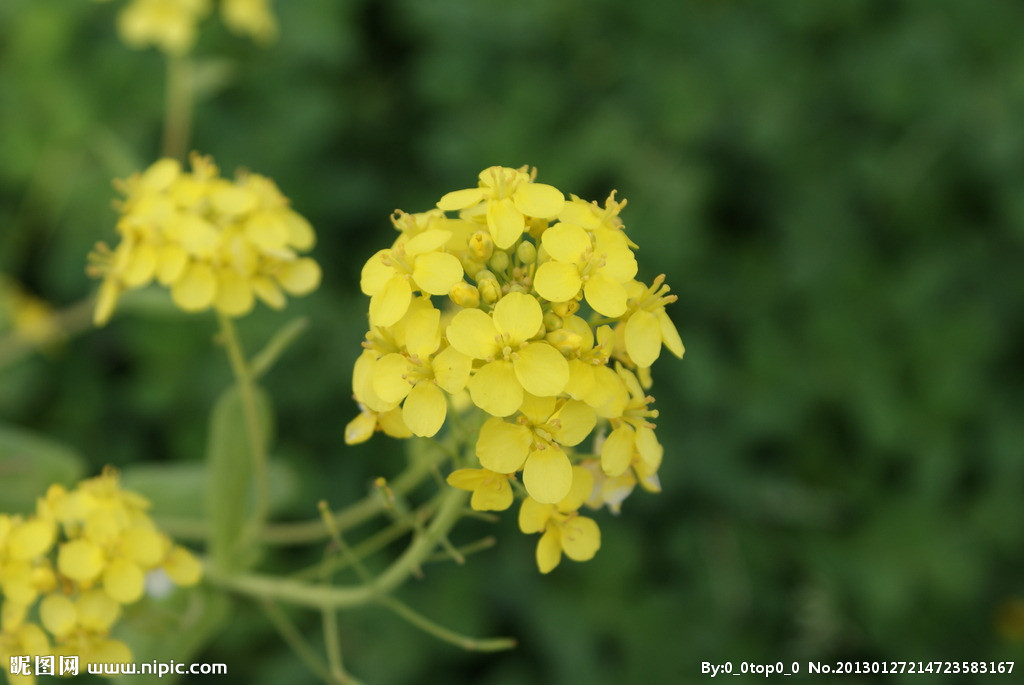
[122, 459, 301, 537]
[205, 385, 273, 573]
[0, 422, 84, 513]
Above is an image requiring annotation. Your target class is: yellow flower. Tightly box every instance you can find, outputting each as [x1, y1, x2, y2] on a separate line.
[518, 466, 600, 573]
[445, 469, 514, 511]
[360, 230, 463, 327]
[0, 469, 201, 676]
[620, 275, 684, 368]
[599, 366, 662, 478]
[474, 394, 595, 504]
[89, 154, 320, 325]
[344, 406, 412, 445]
[221, 0, 277, 44]
[446, 292, 569, 417]
[534, 221, 637, 317]
[436, 166, 565, 249]
[115, 0, 211, 55]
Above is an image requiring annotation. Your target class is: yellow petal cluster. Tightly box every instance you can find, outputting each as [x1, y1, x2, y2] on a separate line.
[347, 166, 684, 572]
[88, 154, 320, 326]
[96, 0, 278, 54]
[0, 469, 201, 678]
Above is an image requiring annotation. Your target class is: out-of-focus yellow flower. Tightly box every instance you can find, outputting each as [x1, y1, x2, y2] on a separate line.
[88, 154, 320, 326]
[0, 278, 62, 346]
[349, 166, 681, 572]
[97, 0, 278, 54]
[113, 0, 212, 55]
[0, 469, 199, 679]
[221, 0, 278, 44]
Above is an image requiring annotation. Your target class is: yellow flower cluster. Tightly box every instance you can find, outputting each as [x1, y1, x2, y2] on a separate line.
[88, 153, 320, 326]
[0, 470, 201, 679]
[95, 0, 277, 55]
[346, 166, 684, 573]
[0, 277, 61, 346]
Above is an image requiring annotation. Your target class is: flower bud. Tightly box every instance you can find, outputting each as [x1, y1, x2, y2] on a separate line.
[449, 281, 481, 309]
[488, 250, 510, 273]
[517, 241, 537, 264]
[469, 231, 494, 261]
[478, 279, 501, 305]
[551, 299, 580, 318]
[546, 328, 583, 355]
[542, 312, 563, 331]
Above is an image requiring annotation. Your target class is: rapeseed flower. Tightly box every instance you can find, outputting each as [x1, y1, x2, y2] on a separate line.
[348, 166, 682, 572]
[97, 0, 279, 54]
[0, 469, 200, 680]
[88, 154, 319, 325]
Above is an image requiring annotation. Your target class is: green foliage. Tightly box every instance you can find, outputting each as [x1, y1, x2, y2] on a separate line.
[0, 422, 84, 513]
[3, 0, 1024, 683]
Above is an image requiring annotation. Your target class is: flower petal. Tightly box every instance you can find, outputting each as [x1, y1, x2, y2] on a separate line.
[360, 250, 393, 296]
[492, 291, 542, 344]
[519, 497, 554, 534]
[476, 416, 532, 472]
[523, 447, 573, 504]
[601, 424, 635, 477]
[372, 353, 414, 405]
[412, 251, 463, 296]
[625, 309, 662, 368]
[513, 183, 565, 218]
[635, 425, 663, 471]
[446, 468, 487, 491]
[447, 308, 500, 359]
[171, 262, 217, 312]
[214, 269, 255, 316]
[659, 309, 685, 359]
[487, 197, 525, 249]
[437, 187, 486, 211]
[557, 466, 595, 512]
[513, 342, 568, 397]
[103, 558, 145, 604]
[534, 261, 582, 303]
[432, 346, 472, 393]
[552, 400, 596, 446]
[369, 276, 412, 327]
[470, 475, 513, 512]
[405, 229, 453, 257]
[277, 258, 322, 296]
[585, 366, 629, 418]
[402, 381, 447, 437]
[583, 272, 627, 318]
[536, 527, 562, 573]
[564, 359, 596, 400]
[541, 222, 590, 263]
[559, 516, 600, 562]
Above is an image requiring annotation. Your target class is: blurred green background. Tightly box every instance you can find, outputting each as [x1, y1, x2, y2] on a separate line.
[3, 0, 1024, 683]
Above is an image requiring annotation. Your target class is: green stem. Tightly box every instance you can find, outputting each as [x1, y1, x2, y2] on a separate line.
[217, 314, 270, 544]
[206, 488, 469, 610]
[259, 600, 335, 685]
[259, 447, 445, 545]
[162, 55, 193, 161]
[377, 595, 516, 653]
